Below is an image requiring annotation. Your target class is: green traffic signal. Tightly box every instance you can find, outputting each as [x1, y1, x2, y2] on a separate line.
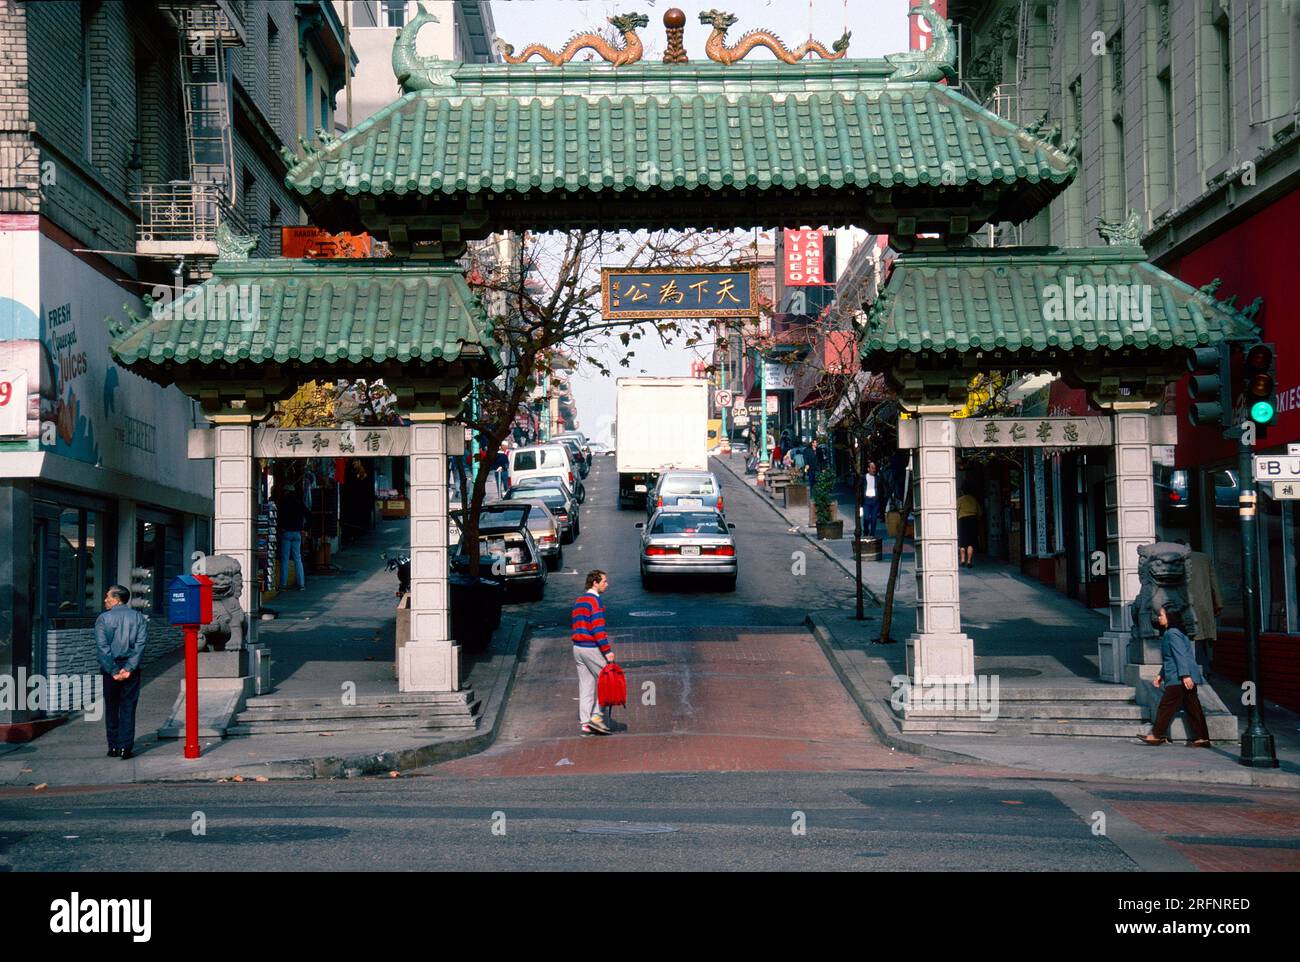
[1250, 399, 1276, 424]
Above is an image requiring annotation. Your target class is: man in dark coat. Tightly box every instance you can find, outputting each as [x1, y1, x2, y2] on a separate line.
[95, 585, 148, 759]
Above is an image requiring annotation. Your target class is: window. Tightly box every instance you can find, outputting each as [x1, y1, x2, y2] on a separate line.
[320, 90, 330, 134]
[267, 17, 281, 129]
[81, 3, 94, 159]
[1158, 71, 1175, 205]
[54, 508, 105, 617]
[304, 63, 314, 134]
[133, 521, 165, 615]
[383, 1, 407, 28]
[1214, 12, 1233, 157]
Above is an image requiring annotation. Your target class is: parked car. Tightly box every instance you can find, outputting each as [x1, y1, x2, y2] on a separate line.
[504, 478, 581, 543]
[556, 437, 590, 478]
[554, 431, 592, 468]
[450, 503, 546, 601]
[648, 470, 725, 518]
[508, 443, 582, 500]
[1156, 468, 1239, 514]
[486, 498, 563, 570]
[383, 546, 502, 654]
[636, 507, 737, 591]
[588, 441, 613, 457]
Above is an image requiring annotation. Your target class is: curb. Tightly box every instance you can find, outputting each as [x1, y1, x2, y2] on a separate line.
[806, 611, 1300, 789]
[146, 617, 529, 782]
[711, 456, 881, 606]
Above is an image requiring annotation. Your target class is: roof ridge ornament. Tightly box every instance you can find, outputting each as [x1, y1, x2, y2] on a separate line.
[885, 0, 956, 82]
[699, 10, 849, 64]
[216, 222, 257, 261]
[1097, 210, 1143, 246]
[393, 1, 458, 92]
[498, 12, 649, 66]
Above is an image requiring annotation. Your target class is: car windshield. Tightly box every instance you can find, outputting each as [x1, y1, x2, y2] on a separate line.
[510, 487, 565, 503]
[663, 476, 716, 496]
[651, 512, 728, 535]
[478, 505, 529, 530]
[513, 451, 537, 471]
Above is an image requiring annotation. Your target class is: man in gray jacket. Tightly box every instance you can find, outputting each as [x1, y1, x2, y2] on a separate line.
[95, 585, 148, 759]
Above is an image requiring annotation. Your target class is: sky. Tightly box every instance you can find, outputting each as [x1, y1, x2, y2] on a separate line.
[487, 0, 915, 445]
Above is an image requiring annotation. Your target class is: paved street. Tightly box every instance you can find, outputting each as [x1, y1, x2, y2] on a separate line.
[2, 460, 1297, 872]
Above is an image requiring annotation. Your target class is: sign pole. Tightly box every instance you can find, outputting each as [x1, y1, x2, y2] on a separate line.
[184, 624, 200, 759]
[758, 350, 769, 477]
[1237, 430, 1278, 767]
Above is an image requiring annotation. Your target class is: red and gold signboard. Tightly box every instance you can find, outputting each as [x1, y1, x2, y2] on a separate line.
[281, 227, 373, 259]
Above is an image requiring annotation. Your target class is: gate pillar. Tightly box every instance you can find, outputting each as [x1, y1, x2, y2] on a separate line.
[907, 414, 975, 684]
[399, 415, 460, 692]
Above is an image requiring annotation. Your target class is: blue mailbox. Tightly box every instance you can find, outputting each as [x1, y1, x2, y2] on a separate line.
[168, 574, 214, 626]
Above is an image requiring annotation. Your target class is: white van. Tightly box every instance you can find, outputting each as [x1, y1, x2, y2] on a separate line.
[508, 444, 580, 497]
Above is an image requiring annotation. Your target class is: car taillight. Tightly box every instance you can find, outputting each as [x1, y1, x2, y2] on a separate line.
[645, 546, 679, 556]
[519, 563, 540, 572]
[657, 497, 663, 508]
[716, 496, 724, 512]
[539, 534, 556, 543]
[1169, 492, 1181, 502]
[569, 472, 574, 484]
[703, 545, 735, 556]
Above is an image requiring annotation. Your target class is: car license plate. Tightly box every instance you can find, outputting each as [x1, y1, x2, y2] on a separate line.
[681, 545, 700, 557]
[680, 498, 702, 507]
[634, 484, 647, 493]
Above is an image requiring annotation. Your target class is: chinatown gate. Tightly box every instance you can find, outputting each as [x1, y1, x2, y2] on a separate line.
[109, 2, 1253, 705]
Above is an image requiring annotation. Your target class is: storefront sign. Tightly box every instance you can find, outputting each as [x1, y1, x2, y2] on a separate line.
[952, 417, 1112, 449]
[602, 268, 758, 319]
[764, 362, 797, 391]
[783, 229, 824, 286]
[253, 426, 409, 458]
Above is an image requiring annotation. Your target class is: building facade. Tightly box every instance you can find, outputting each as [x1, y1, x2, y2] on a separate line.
[950, 0, 1300, 707]
[0, 0, 356, 736]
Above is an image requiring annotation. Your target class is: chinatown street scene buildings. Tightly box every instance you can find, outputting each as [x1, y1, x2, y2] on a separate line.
[0, 0, 1296, 878]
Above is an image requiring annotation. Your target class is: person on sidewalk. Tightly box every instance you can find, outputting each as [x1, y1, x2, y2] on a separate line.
[277, 483, 309, 591]
[572, 569, 616, 735]
[806, 439, 826, 490]
[1138, 605, 1212, 747]
[95, 585, 148, 760]
[861, 460, 881, 539]
[493, 444, 510, 498]
[957, 482, 981, 568]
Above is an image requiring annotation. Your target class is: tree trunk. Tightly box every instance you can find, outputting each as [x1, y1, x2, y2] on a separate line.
[878, 471, 913, 644]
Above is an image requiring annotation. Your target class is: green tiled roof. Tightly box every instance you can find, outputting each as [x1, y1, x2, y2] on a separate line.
[862, 247, 1259, 356]
[109, 259, 497, 370]
[283, 62, 1074, 213]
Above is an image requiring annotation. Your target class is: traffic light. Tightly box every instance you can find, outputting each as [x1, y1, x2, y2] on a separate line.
[1244, 342, 1277, 428]
[1187, 343, 1231, 428]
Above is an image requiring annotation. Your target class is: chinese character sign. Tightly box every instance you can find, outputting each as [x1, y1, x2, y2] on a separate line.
[783, 229, 825, 286]
[602, 269, 758, 319]
[951, 417, 1112, 449]
[254, 427, 408, 458]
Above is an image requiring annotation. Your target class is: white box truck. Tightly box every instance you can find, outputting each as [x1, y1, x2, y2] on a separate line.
[615, 377, 709, 508]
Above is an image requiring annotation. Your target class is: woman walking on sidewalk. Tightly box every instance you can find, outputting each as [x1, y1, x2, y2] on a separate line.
[1138, 605, 1212, 747]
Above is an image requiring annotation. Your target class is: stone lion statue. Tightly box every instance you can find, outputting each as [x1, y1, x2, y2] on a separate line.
[1129, 542, 1197, 664]
[196, 554, 247, 652]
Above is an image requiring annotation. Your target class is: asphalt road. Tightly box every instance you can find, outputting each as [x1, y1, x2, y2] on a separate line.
[1, 459, 1295, 873]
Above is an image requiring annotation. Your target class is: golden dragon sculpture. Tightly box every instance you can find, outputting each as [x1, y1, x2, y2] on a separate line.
[497, 12, 649, 66]
[699, 9, 850, 65]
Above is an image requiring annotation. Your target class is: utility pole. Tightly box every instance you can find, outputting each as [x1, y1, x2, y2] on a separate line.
[1237, 427, 1277, 767]
[758, 348, 769, 477]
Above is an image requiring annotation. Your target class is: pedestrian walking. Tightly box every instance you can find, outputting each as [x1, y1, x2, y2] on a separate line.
[95, 585, 148, 759]
[277, 483, 309, 590]
[806, 439, 826, 490]
[1138, 605, 1212, 747]
[861, 459, 882, 539]
[572, 569, 616, 735]
[493, 444, 510, 498]
[1182, 543, 1223, 669]
[957, 482, 981, 568]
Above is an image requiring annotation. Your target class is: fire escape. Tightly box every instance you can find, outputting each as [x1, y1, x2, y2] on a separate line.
[133, 3, 248, 272]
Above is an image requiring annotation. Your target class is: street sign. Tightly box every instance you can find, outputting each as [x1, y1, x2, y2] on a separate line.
[732, 395, 746, 410]
[1253, 455, 1300, 480]
[1270, 481, 1300, 500]
[714, 389, 732, 408]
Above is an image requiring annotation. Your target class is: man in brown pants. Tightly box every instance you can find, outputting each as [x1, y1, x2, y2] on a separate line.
[1139, 606, 1211, 747]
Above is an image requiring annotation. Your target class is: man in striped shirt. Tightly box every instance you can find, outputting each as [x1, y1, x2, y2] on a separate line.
[572, 569, 615, 735]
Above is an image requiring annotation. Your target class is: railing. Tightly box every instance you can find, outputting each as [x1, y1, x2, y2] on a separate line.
[132, 181, 249, 255]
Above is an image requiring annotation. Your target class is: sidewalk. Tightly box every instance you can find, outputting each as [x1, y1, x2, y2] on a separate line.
[713, 452, 1300, 789]
[0, 520, 525, 786]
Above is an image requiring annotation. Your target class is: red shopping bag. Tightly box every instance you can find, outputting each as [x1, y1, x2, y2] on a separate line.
[598, 663, 626, 708]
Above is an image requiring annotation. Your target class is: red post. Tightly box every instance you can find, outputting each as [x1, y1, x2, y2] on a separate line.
[184, 625, 200, 759]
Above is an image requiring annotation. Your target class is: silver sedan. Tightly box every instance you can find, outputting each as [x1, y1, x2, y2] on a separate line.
[636, 507, 737, 592]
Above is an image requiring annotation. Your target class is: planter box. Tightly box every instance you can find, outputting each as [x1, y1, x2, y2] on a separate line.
[853, 537, 882, 561]
[816, 520, 844, 540]
[885, 511, 914, 538]
[380, 498, 410, 519]
[783, 484, 809, 508]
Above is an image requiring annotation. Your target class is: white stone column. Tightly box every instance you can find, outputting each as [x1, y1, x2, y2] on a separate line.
[907, 414, 975, 684]
[211, 423, 258, 643]
[1096, 410, 1157, 681]
[399, 417, 459, 692]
